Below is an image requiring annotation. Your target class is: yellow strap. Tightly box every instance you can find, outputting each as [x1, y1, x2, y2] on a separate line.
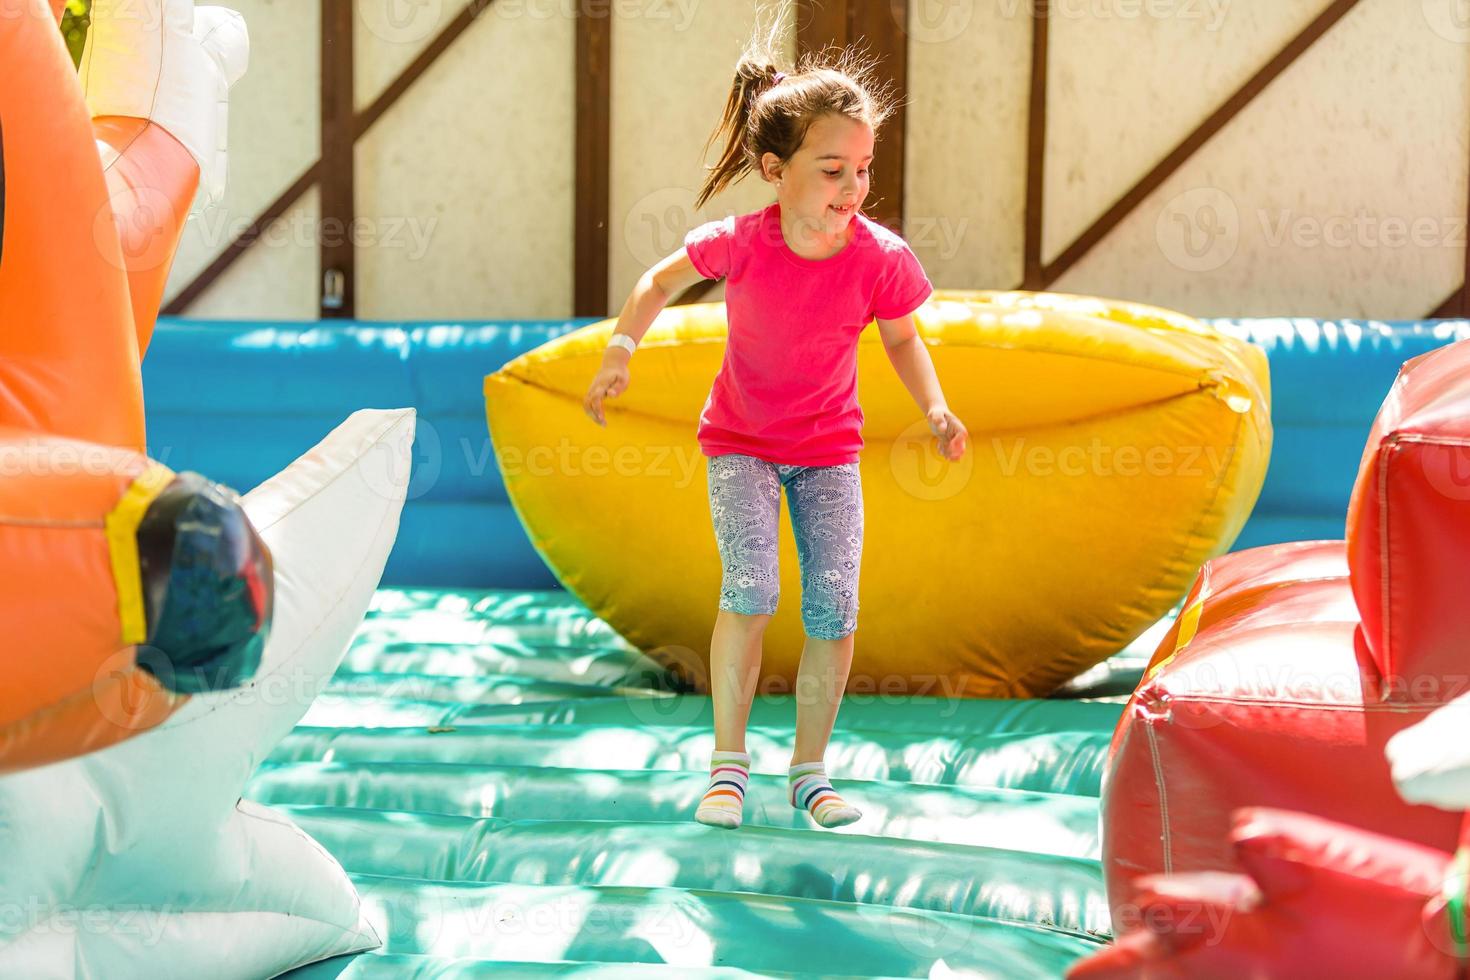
[104, 463, 176, 645]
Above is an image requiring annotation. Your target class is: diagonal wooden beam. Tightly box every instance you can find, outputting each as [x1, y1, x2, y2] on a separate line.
[1040, 0, 1362, 288]
[165, 0, 499, 316]
[1023, 4, 1048, 289]
[574, 6, 611, 316]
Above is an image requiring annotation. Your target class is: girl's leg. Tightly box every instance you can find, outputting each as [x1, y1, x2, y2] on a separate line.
[783, 461, 864, 828]
[698, 455, 781, 828]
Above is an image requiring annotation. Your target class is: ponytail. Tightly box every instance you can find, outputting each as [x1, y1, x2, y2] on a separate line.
[692, 20, 898, 212]
[694, 59, 785, 211]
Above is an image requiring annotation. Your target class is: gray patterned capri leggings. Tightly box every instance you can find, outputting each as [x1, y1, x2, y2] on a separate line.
[706, 453, 864, 640]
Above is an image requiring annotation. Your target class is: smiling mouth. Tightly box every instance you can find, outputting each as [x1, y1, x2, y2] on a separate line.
[830, 204, 855, 215]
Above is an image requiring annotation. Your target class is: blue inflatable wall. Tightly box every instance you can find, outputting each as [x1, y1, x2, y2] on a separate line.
[141, 317, 1470, 588]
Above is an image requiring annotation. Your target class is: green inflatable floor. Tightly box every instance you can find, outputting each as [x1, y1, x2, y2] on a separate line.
[265, 590, 1139, 979]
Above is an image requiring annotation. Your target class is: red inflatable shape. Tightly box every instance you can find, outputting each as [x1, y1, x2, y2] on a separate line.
[1102, 338, 1470, 925]
[1072, 808, 1467, 979]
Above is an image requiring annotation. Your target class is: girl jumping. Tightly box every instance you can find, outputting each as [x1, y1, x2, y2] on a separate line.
[583, 33, 967, 831]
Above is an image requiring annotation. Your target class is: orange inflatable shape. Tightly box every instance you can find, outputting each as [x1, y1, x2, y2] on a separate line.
[0, 0, 266, 773]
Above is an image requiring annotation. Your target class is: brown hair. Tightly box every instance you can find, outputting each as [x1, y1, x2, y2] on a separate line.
[694, 19, 899, 211]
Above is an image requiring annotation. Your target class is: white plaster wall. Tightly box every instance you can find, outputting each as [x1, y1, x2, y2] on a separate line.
[608, 0, 793, 312]
[1052, 0, 1470, 317]
[167, 0, 1470, 322]
[906, 0, 1033, 294]
[1043, 1, 1324, 267]
[354, 0, 574, 319]
[185, 189, 322, 320]
[165, 0, 320, 319]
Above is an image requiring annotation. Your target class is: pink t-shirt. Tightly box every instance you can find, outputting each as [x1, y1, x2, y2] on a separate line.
[684, 201, 934, 467]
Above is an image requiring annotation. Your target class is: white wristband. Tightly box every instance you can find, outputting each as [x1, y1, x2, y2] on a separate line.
[607, 334, 637, 355]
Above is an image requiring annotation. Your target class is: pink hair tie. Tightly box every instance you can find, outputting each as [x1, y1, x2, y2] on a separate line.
[772, 71, 786, 84]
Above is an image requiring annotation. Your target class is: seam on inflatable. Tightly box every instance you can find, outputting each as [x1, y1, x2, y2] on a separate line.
[0, 665, 172, 753]
[1145, 721, 1172, 874]
[0, 516, 103, 528]
[235, 800, 379, 942]
[1151, 695, 1452, 712]
[1378, 442, 1393, 683]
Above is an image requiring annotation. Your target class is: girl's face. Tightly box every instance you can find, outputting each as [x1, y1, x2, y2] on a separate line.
[762, 114, 874, 241]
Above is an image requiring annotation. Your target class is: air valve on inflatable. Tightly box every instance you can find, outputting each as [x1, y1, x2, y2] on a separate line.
[134, 473, 273, 693]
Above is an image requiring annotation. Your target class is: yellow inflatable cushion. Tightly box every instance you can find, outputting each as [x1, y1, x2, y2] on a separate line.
[485, 290, 1271, 698]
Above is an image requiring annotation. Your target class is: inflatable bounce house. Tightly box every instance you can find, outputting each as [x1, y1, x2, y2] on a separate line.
[6, 1, 1470, 977]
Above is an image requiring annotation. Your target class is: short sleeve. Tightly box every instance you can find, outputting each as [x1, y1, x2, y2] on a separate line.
[684, 217, 735, 281]
[873, 242, 934, 320]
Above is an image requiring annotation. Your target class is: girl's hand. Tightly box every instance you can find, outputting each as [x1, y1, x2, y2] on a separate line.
[926, 406, 968, 462]
[583, 363, 630, 427]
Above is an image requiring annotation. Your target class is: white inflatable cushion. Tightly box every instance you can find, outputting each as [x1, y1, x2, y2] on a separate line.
[1387, 690, 1470, 811]
[0, 409, 414, 978]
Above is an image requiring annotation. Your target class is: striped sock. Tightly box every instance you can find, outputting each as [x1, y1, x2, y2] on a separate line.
[789, 761, 861, 828]
[695, 750, 751, 829]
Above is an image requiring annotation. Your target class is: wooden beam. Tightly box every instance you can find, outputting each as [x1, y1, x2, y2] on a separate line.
[796, 0, 846, 58]
[1461, 116, 1470, 316]
[850, 0, 907, 235]
[1040, 0, 1363, 288]
[165, 1, 498, 316]
[1023, 3, 1048, 289]
[574, 6, 612, 317]
[319, 0, 355, 318]
[1429, 285, 1464, 319]
[793, 0, 909, 235]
